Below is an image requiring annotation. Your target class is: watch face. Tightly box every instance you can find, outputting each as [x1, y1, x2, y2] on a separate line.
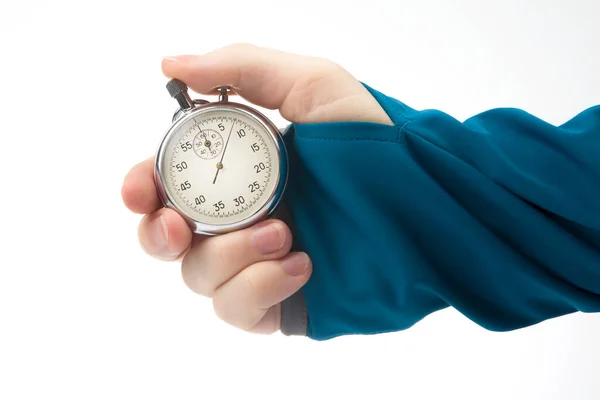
[156, 103, 286, 233]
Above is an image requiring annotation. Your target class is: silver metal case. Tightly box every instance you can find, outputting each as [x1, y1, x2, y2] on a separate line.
[154, 100, 288, 236]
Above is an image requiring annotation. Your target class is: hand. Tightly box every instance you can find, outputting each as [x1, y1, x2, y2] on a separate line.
[121, 43, 392, 334]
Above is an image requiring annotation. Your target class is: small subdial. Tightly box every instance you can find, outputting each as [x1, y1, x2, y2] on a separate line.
[193, 129, 223, 160]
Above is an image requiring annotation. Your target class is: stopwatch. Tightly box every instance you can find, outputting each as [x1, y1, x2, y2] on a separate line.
[154, 79, 288, 235]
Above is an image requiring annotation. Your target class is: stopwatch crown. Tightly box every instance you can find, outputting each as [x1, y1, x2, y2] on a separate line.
[166, 78, 188, 98]
[167, 78, 193, 110]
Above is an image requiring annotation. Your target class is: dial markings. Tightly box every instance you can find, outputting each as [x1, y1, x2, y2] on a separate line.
[166, 112, 275, 223]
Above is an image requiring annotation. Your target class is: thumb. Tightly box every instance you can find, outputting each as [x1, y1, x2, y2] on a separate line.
[161, 43, 392, 125]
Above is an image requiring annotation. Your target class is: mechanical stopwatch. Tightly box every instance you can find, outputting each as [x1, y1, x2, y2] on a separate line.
[154, 79, 288, 235]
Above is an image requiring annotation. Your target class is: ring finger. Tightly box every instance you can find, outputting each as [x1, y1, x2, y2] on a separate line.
[181, 218, 292, 298]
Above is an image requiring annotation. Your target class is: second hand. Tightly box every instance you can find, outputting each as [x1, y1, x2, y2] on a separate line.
[213, 120, 236, 184]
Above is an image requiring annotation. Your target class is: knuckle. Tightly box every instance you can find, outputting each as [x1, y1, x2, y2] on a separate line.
[213, 230, 251, 266]
[243, 267, 261, 295]
[215, 237, 231, 268]
[212, 290, 259, 332]
[248, 306, 280, 334]
[285, 60, 349, 119]
[222, 42, 256, 54]
[212, 295, 232, 324]
[311, 56, 342, 73]
[181, 251, 215, 297]
[258, 317, 279, 335]
[211, 297, 225, 321]
[241, 263, 277, 309]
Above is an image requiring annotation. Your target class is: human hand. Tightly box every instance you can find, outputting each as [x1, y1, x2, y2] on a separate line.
[121, 43, 392, 334]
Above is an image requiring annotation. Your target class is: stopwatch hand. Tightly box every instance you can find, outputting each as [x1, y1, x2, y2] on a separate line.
[203, 131, 212, 151]
[213, 121, 235, 184]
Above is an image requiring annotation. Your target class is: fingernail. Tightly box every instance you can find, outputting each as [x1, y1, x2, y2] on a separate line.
[162, 56, 180, 63]
[280, 252, 309, 276]
[251, 222, 286, 254]
[162, 55, 198, 63]
[150, 215, 169, 251]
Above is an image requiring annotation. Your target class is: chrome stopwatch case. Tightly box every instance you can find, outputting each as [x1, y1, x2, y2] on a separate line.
[154, 79, 288, 235]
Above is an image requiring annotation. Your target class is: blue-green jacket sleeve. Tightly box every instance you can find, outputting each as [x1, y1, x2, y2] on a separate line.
[279, 83, 600, 341]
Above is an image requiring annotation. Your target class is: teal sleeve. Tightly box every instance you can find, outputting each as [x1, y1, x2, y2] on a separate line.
[280, 83, 600, 341]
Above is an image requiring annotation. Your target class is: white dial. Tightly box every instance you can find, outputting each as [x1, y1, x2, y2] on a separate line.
[158, 106, 282, 227]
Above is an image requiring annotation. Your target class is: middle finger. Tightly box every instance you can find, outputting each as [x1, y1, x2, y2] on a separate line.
[181, 218, 292, 297]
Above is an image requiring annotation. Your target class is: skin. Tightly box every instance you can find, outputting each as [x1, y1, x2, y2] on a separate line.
[121, 43, 393, 334]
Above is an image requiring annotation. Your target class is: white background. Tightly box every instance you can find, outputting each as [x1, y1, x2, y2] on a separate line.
[1, 0, 599, 399]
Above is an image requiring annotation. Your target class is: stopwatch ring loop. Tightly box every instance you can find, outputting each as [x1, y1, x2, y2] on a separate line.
[218, 86, 231, 103]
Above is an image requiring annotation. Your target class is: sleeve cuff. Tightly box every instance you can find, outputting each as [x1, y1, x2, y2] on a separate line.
[280, 287, 308, 336]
